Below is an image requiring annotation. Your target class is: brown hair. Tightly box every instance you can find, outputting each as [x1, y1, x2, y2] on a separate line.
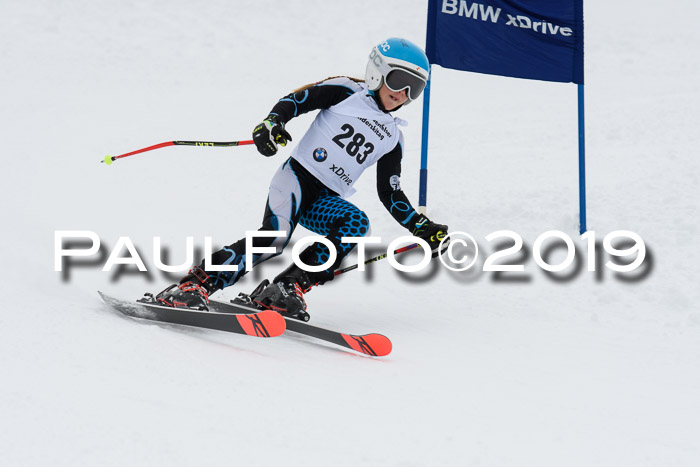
[291, 76, 364, 94]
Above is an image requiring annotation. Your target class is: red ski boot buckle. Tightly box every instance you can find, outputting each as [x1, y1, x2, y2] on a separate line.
[190, 266, 210, 284]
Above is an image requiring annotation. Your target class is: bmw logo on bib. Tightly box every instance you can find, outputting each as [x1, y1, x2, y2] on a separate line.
[313, 147, 328, 162]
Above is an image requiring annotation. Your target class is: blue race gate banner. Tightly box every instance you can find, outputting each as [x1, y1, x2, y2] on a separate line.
[421, 0, 588, 232]
[426, 0, 584, 84]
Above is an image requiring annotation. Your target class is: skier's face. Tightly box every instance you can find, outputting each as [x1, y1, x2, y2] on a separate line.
[378, 84, 408, 110]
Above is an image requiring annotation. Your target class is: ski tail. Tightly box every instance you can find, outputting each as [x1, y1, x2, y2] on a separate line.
[341, 333, 393, 357]
[99, 292, 286, 338]
[235, 310, 286, 337]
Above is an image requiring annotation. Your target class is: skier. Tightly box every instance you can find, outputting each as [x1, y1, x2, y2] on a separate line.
[154, 38, 448, 319]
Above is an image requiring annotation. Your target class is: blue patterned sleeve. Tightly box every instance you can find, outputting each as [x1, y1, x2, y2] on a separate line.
[267, 78, 359, 123]
[376, 141, 419, 228]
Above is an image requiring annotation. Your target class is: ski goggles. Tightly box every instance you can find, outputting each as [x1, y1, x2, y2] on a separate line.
[384, 67, 427, 100]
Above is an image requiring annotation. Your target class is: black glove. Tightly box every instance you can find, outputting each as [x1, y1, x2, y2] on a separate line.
[411, 214, 449, 251]
[252, 115, 292, 157]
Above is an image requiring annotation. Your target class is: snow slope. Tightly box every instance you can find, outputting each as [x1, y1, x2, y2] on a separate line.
[1, 1, 699, 466]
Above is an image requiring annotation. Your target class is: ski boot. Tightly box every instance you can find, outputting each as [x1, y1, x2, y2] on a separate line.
[253, 265, 313, 322]
[140, 266, 219, 311]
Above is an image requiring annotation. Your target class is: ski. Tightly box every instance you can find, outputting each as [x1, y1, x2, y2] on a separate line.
[207, 298, 392, 357]
[98, 291, 286, 338]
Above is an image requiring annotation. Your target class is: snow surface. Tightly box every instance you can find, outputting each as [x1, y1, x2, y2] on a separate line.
[2, 0, 700, 466]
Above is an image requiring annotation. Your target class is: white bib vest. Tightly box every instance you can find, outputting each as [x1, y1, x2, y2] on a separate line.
[291, 83, 402, 197]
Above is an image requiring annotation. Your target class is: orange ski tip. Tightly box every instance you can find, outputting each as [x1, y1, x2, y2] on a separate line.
[236, 310, 286, 338]
[341, 333, 392, 357]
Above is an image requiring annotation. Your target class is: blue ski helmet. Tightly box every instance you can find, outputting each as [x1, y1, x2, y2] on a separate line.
[365, 38, 430, 102]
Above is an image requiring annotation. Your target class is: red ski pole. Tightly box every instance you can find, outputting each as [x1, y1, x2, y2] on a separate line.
[101, 139, 254, 165]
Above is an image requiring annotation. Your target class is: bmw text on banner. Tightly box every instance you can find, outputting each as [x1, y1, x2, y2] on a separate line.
[426, 0, 584, 83]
